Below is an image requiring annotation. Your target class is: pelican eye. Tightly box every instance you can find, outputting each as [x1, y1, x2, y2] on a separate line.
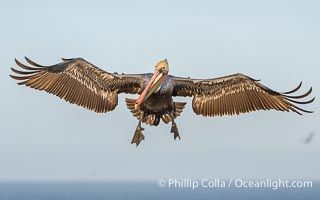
[159, 68, 164, 73]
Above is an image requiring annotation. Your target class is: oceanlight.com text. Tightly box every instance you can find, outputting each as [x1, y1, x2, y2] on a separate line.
[157, 178, 313, 190]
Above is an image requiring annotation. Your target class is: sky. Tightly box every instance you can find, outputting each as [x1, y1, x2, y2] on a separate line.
[0, 0, 319, 181]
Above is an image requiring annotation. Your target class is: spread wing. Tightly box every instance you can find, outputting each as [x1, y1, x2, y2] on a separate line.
[10, 57, 145, 113]
[171, 73, 314, 117]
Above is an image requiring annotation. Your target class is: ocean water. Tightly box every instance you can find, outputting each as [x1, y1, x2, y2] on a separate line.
[0, 182, 318, 200]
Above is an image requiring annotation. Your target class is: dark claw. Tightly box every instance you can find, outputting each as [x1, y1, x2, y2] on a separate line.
[171, 122, 181, 140]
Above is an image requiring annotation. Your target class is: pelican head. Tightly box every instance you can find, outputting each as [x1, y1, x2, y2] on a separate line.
[135, 59, 169, 108]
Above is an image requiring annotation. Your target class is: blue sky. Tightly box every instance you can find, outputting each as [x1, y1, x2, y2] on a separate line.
[0, 0, 319, 181]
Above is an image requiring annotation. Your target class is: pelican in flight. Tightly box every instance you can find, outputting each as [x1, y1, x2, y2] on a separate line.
[10, 57, 314, 146]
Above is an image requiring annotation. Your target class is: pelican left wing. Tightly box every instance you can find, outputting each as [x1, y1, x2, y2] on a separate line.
[10, 57, 144, 113]
[171, 73, 314, 117]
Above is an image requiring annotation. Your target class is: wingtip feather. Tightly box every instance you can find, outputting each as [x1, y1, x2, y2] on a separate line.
[24, 57, 43, 67]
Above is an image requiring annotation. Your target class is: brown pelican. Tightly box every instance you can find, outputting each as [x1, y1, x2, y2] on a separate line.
[10, 57, 314, 146]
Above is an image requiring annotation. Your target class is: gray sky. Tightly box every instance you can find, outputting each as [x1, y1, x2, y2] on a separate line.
[0, 0, 319, 181]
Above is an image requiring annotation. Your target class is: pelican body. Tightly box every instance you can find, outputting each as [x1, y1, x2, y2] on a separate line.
[10, 57, 314, 146]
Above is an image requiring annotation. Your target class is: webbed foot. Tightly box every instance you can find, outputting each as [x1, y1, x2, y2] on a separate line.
[171, 121, 180, 140]
[131, 123, 145, 147]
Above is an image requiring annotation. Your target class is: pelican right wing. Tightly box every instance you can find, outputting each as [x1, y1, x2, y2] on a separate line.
[10, 57, 145, 113]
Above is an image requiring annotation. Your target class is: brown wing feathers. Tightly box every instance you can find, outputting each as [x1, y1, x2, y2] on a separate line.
[11, 59, 314, 117]
[173, 74, 314, 117]
[10, 57, 120, 113]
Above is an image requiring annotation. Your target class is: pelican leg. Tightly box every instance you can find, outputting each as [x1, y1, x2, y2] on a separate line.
[131, 117, 145, 147]
[171, 103, 181, 140]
